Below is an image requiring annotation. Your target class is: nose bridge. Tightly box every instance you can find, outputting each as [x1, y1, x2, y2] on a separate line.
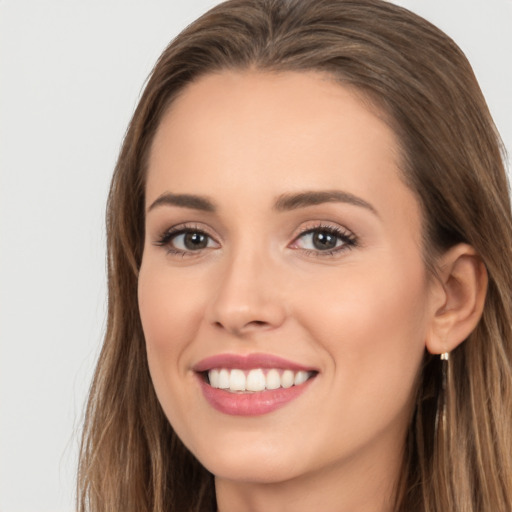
[207, 238, 286, 334]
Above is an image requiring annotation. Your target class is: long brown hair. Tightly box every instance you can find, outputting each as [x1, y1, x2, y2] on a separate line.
[77, 1, 512, 510]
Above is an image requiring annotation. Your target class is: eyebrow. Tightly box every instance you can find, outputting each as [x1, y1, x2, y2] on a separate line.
[147, 189, 378, 216]
[147, 193, 217, 213]
[274, 190, 378, 216]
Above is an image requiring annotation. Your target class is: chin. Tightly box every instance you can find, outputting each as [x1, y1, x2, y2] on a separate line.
[187, 430, 307, 484]
[203, 455, 302, 485]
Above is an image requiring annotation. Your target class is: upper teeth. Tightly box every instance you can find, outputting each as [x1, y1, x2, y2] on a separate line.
[207, 368, 311, 392]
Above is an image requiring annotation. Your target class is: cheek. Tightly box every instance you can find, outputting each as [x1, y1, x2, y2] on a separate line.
[137, 259, 209, 414]
[294, 256, 429, 412]
[138, 261, 205, 353]
[299, 257, 427, 337]
[137, 258, 213, 439]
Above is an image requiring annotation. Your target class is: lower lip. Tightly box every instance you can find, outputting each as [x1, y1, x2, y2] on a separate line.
[198, 376, 314, 416]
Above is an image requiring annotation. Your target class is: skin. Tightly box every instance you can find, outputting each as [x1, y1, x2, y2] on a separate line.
[138, 71, 483, 512]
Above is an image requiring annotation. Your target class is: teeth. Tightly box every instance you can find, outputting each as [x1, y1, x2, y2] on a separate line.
[266, 369, 281, 390]
[209, 369, 219, 388]
[218, 369, 230, 389]
[246, 369, 266, 391]
[294, 370, 309, 385]
[281, 370, 294, 388]
[229, 369, 246, 391]
[207, 368, 313, 392]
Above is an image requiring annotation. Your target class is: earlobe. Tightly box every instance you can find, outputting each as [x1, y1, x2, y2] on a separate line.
[426, 244, 488, 355]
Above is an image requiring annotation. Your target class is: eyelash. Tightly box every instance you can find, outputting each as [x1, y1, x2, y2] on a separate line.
[154, 223, 217, 257]
[154, 222, 358, 258]
[292, 223, 358, 257]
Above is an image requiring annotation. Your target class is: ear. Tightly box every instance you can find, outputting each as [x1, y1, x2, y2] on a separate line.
[426, 244, 488, 355]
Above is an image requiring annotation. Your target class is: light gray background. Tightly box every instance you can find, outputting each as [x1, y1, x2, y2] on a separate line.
[1, 1, 511, 511]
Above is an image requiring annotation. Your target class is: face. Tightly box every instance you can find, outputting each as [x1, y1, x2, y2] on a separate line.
[138, 71, 435, 487]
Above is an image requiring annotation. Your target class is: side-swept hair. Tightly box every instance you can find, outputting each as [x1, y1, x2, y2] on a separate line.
[78, 1, 512, 510]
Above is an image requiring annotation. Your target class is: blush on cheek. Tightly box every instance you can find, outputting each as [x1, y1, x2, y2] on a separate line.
[298, 259, 428, 381]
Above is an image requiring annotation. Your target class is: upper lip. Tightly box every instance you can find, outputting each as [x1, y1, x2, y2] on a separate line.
[193, 353, 317, 373]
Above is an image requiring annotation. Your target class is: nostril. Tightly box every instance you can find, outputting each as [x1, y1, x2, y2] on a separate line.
[244, 320, 272, 331]
[213, 319, 270, 334]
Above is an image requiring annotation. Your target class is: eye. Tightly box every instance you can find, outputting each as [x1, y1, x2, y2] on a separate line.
[172, 231, 215, 250]
[155, 225, 219, 255]
[291, 224, 357, 255]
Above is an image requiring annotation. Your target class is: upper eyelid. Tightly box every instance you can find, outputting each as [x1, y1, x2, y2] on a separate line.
[292, 222, 355, 239]
[157, 222, 218, 239]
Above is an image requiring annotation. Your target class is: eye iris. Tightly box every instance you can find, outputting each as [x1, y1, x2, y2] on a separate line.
[184, 232, 208, 250]
[312, 231, 338, 250]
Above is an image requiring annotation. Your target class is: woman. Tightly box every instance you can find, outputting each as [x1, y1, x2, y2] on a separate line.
[77, 0, 512, 510]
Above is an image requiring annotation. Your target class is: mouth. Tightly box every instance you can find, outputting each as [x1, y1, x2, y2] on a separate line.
[193, 353, 318, 416]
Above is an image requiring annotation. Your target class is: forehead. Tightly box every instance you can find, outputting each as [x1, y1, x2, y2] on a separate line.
[148, 71, 399, 176]
[146, 70, 420, 236]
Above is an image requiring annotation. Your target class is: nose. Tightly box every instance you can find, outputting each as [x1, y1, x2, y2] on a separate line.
[206, 249, 287, 336]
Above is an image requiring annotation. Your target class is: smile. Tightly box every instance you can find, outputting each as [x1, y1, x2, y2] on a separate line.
[194, 353, 318, 416]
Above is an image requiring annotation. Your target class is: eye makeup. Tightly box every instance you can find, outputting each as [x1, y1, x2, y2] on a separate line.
[154, 222, 219, 257]
[153, 220, 358, 259]
[289, 222, 358, 257]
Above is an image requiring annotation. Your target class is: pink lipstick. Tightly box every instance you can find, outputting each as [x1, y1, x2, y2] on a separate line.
[194, 353, 317, 416]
